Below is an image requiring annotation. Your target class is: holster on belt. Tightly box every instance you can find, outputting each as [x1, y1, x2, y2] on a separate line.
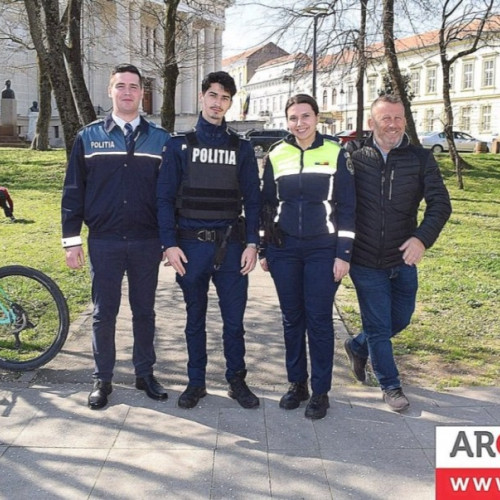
[261, 204, 284, 247]
[214, 225, 233, 270]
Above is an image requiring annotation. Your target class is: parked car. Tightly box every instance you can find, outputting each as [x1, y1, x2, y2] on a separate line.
[335, 129, 371, 144]
[242, 129, 289, 157]
[418, 131, 486, 153]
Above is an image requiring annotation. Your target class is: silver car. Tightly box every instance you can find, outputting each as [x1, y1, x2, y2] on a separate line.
[418, 131, 481, 153]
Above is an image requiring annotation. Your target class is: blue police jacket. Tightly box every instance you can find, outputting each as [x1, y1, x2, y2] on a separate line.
[157, 114, 261, 249]
[262, 132, 356, 262]
[62, 115, 170, 241]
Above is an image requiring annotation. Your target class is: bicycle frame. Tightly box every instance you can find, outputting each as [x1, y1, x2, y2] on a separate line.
[0, 286, 16, 326]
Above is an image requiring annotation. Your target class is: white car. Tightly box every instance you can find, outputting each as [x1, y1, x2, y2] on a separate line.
[418, 131, 484, 153]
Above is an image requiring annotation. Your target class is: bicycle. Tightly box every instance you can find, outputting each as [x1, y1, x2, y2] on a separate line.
[0, 265, 69, 371]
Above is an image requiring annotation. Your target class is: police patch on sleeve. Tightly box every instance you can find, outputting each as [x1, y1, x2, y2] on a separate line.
[344, 152, 355, 175]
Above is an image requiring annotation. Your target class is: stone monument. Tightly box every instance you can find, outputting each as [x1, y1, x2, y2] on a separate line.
[1, 79, 18, 138]
[27, 100, 39, 141]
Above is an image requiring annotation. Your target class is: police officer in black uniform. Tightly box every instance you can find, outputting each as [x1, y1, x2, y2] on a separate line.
[157, 71, 261, 409]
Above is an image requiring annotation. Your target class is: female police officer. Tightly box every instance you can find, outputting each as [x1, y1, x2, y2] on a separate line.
[260, 94, 356, 419]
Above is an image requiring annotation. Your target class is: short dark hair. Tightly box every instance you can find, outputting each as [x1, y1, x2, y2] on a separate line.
[370, 94, 403, 113]
[111, 64, 143, 87]
[285, 93, 319, 117]
[201, 71, 237, 97]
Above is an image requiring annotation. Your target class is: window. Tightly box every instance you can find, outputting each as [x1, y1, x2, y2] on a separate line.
[331, 89, 337, 106]
[449, 65, 455, 91]
[347, 85, 354, 104]
[410, 71, 420, 96]
[368, 78, 377, 101]
[481, 105, 491, 131]
[142, 25, 158, 57]
[322, 90, 328, 110]
[425, 109, 434, 131]
[460, 106, 471, 130]
[153, 28, 158, 57]
[462, 62, 474, 90]
[483, 59, 494, 87]
[426, 67, 437, 94]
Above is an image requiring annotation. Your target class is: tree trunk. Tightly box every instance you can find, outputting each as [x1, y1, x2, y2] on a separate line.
[31, 54, 51, 151]
[441, 62, 465, 189]
[382, 0, 419, 145]
[161, 0, 181, 132]
[355, 0, 368, 138]
[64, 0, 96, 126]
[25, 0, 82, 159]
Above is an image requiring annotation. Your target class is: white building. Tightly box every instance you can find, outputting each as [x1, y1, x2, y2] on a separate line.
[244, 53, 310, 130]
[0, 0, 233, 144]
[237, 22, 500, 143]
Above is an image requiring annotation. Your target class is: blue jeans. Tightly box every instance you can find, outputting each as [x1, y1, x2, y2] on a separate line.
[267, 234, 339, 395]
[176, 239, 248, 386]
[349, 263, 418, 391]
[88, 238, 161, 381]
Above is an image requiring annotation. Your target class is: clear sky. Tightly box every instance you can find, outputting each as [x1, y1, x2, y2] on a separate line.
[222, 2, 292, 58]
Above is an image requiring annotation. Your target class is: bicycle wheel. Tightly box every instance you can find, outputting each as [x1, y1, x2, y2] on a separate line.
[0, 265, 69, 371]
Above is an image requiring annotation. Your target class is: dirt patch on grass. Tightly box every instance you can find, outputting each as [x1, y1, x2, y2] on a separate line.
[396, 354, 498, 390]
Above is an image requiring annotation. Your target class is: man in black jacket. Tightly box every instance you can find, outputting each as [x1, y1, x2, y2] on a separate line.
[344, 95, 451, 412]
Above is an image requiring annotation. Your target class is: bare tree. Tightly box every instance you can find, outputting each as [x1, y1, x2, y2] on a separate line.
[0, 1, 51, 149]
[24, 0, 85, 157]
[382, 0, 420, 144]
[436, 0, 496, 189]
[30, 54, 51, 150]
[63, 0, 96, 126]
[355, 0, 368, 138]
[161, 0, 181, 131]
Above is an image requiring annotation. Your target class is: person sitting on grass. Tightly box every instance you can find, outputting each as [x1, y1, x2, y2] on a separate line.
[0, 186, 15, 221]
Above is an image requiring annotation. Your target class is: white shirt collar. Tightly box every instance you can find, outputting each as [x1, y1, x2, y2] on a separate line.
[112, 114, 140, 133]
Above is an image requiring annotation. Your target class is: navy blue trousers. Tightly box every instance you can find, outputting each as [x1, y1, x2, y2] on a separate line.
[88, 238, 161, 381]
[267, 234, 339, 395]
[176, 239, 248, 386]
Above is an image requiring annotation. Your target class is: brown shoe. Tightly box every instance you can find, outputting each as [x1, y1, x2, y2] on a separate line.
[383, 388, 410, 412]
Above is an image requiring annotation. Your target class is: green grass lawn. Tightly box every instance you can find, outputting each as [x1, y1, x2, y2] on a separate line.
[0, 149, 90, 323]
[336, 153, 500, 389]
[0, 148, 499, 388]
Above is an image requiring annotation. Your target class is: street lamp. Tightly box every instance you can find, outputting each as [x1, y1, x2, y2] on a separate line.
[339, 86, 345, 130]
[302, 5, 334, 100]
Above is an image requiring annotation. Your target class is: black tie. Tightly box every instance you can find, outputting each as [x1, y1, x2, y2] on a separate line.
[124, 123, 134, 152]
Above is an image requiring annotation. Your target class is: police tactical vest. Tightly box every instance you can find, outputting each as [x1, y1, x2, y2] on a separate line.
[176, 131, 242, 219]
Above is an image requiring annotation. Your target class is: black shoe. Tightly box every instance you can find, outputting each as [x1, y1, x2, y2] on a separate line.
[344, 338, 367, 382]
[279, 382, 310, 410]
[228, 370, 259, 409]
[178, 385, 207, 409]
[135, 374, 168, 400]
[304, 393, 330, 420]
[88, 380, 112, 409]
[383, 388, 410, 412]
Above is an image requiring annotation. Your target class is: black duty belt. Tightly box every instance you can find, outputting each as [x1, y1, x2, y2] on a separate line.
[177, 228, 240, 243]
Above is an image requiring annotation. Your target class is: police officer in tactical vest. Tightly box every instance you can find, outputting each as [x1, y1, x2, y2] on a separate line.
[157, 71, 261, 409]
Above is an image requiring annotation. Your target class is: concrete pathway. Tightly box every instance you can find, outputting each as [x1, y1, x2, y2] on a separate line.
[1, 265, 499, 499]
